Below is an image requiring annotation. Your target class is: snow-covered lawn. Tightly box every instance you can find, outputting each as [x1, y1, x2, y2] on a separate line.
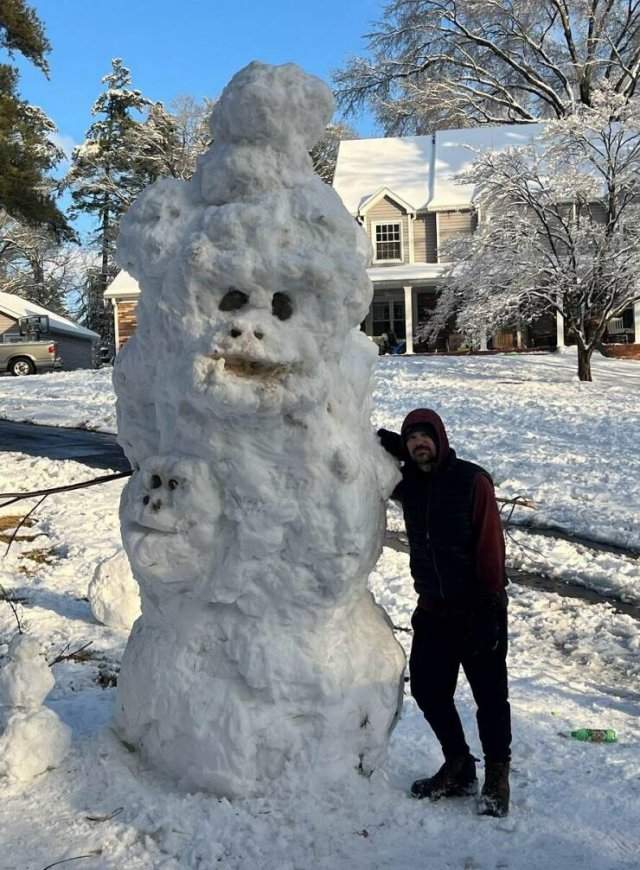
[1, 350, 639, 869]
[0, 453, 639, 869]
[2, 348, 639, 601]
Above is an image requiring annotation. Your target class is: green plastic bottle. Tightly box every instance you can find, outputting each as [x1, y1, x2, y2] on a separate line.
[570, 728, 617, 743]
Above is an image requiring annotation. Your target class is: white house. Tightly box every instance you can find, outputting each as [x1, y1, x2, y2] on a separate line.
[104, 125, 640, 356]
[333, 126, 640, 355]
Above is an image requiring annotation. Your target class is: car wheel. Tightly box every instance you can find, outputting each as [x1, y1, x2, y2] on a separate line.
[9, 357, 36, 376]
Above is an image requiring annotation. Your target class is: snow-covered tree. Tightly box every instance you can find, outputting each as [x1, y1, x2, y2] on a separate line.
[64, 59, 152, 343]
[335, 1, 640, 134]
[423, 89, 640, 381]
[132, 96, 214, 181]
[135, 100, 350, 185]
[0, 210, 91, 319]
[0, 213, 79, 315]
[310, 122, 358, 184]
[0, 0, 69, 233]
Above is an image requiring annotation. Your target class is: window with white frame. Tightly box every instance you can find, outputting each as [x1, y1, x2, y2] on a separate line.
[373, 222, 403, 262]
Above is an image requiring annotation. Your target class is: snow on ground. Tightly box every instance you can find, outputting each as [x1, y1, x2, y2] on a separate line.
[0, 367, 116, 432]
[0, 453, 639, 869]
[2, 348, 639, 603]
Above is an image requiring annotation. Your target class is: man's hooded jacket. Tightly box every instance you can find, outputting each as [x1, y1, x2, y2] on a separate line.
[389, 409, 506, 609]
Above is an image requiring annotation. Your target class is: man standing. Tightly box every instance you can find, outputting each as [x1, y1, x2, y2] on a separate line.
[378, 408, 511, 817]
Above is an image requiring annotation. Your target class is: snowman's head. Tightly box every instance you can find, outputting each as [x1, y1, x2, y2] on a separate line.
[116, 61, 372, 418]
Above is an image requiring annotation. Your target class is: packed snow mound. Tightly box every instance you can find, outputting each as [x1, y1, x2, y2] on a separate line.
[211, 61, 333, 149]
[113, 61, 404, 797]
[0, 634, 54, 709]
[0, 635, 71, 781]
[88, 549, 141, 630]
[0, 707, 71, 781]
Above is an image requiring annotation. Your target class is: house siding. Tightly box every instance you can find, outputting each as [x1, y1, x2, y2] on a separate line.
[0, 312, 18, 337]
[366, 197, 410, 264]
[437, 210, 476, 259]
[413, 213, 437, 263]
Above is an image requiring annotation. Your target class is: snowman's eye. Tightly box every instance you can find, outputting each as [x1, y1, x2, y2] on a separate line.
[168, 479, 179, 490]
[272, 292, 293, 321]
[219, 288, 249, 311]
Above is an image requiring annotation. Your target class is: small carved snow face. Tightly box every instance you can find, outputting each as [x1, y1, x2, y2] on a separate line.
[122, 455, 222, 586]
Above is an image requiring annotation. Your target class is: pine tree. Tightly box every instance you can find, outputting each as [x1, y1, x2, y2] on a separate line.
[64, 59, 152, 345]
[0, 0, 69, 233]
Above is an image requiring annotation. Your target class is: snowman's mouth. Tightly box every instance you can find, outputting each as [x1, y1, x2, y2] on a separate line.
[206, 351, 291, 380]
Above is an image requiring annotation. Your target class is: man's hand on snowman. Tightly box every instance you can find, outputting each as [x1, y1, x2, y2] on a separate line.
[377, 429, 407, 460]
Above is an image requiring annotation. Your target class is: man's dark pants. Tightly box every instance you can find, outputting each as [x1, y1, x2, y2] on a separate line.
[410, 605, 511, 763]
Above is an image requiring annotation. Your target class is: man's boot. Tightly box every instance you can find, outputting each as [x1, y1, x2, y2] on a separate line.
[478, 760, 510, 817]
[411, 754, 477, 800]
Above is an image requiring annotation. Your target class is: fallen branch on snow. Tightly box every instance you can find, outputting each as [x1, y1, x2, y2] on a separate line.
[48, 641, 94, 667]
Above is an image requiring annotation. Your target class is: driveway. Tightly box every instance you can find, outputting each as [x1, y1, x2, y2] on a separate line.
[0, 420, 130, 472]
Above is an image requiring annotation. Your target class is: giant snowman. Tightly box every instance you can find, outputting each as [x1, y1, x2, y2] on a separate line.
[113, 61, 405, 797]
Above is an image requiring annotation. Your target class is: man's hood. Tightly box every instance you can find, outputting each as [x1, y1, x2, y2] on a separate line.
[400, 408, 451, 469]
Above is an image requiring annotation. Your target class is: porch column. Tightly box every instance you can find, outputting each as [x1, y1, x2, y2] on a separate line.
[479, 330, 488, 351]
[556, 310, 565, 348]
[634, 301, 640, 344]
[403, 285, 414, 354]
[516, 324, 523, 349]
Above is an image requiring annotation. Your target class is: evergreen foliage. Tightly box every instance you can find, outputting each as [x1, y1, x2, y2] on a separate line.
[64, 59, 153, 344]
[0, 0, 69, 233]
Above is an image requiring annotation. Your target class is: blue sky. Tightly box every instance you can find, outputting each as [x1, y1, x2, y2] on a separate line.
[15, 0, 385, 157]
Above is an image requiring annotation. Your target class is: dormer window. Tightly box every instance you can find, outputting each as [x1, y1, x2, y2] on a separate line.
[373, 222, 403, 262]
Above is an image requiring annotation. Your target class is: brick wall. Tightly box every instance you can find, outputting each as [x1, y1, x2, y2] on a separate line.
[117, 301, 139, 350]
[599, 343, 640, 360]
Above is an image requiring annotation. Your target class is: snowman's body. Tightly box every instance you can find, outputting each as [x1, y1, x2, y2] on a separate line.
[0, 635, 71, 781]
[114, 62, 405, 796]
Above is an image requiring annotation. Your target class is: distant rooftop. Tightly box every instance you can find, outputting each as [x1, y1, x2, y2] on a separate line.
[104, 270, 140, 299]
[0, 291, 99, 340]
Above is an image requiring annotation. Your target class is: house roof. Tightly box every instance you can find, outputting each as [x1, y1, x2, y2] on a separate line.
[333, 136, 433, 214]
[104, 270, 141, 299]
[0, 291, 99, 340]
[333, 124, 544, 214]
[359, 186, 417, 216]
[431, 124, 543, 209]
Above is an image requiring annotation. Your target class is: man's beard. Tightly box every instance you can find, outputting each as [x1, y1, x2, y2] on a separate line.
[413, 448, 434, 471]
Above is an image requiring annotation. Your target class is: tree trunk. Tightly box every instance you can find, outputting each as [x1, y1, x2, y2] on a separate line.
[577, 344, 593, 382]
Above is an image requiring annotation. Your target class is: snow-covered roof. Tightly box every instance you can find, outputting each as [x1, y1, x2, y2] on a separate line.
[431, 124, 543, 209]
[104, 270, 141, 300]
[367, 263, 446, 284]
[0, 291, 99, 341]
[333, 124, 545, 214]
[333, 136, 432, 214]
